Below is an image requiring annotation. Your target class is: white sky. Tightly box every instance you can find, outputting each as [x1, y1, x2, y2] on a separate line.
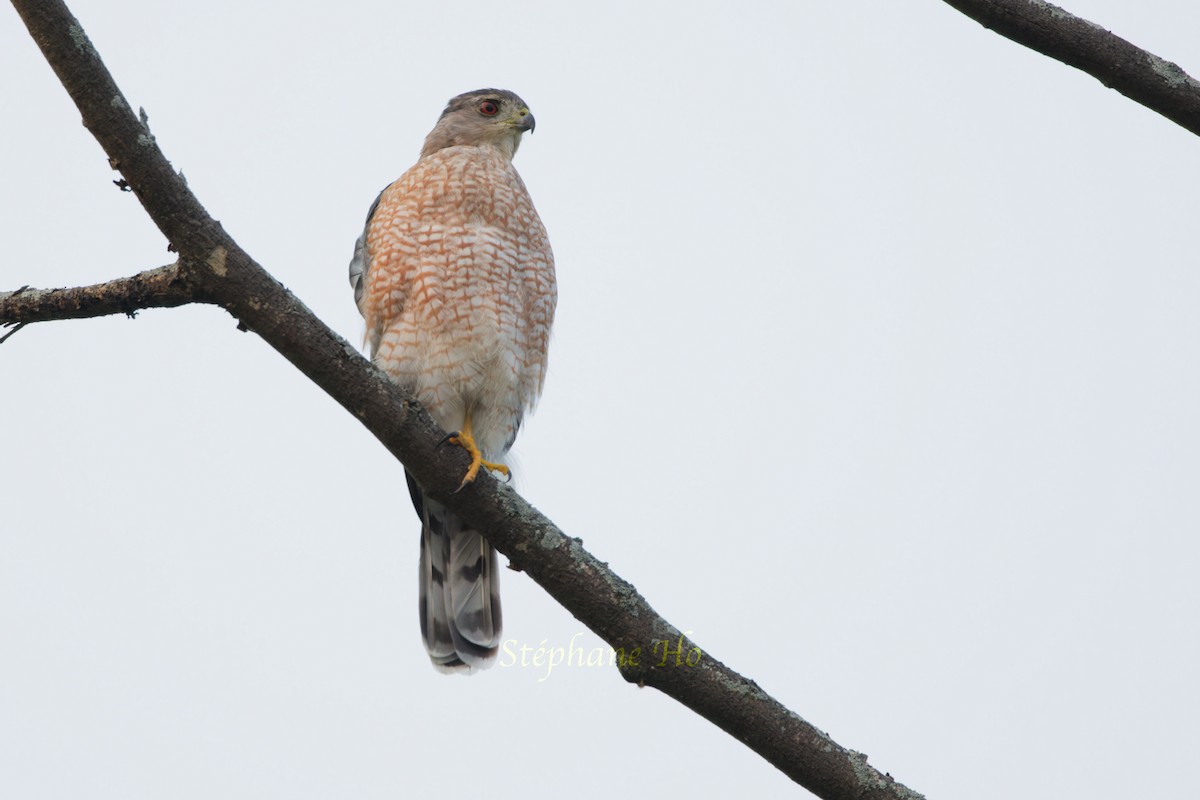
[3, 1, 1199, 797]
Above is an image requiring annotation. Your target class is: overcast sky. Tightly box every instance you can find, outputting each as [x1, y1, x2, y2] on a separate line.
[3, 1, 1199, 797]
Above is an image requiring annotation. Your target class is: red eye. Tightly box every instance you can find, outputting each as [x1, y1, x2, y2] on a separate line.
[479, 100, 500, 116]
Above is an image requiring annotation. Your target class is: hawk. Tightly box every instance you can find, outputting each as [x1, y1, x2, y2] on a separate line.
[349, 89, 556, 672]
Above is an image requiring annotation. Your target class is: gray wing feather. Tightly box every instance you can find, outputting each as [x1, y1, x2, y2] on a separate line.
[348, 187, 388, 316]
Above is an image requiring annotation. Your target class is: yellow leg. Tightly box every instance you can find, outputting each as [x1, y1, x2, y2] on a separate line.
[444, 411, 510, 491]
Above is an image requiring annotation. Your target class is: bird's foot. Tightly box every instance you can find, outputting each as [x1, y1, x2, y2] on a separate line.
[439, 428, 510, 492]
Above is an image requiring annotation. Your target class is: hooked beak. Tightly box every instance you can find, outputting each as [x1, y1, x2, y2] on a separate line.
[516, 109, 536, 133]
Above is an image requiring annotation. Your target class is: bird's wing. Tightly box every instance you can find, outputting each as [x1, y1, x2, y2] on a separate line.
[348, 186, 389, 316]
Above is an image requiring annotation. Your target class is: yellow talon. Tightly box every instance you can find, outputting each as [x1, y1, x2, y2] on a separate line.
[444, 413, 510, 491]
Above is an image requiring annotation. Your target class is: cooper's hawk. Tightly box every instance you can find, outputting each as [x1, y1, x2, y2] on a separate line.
[349, 89, 556, 673]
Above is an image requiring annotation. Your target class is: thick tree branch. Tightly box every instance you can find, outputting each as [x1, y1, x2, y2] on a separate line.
[5, 1, 922, 798]
[942, 0, 1200, 137]
[0, 263, 199, 330]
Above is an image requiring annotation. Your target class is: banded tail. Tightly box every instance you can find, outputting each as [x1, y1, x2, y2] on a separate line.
[409, 473, 502, 672]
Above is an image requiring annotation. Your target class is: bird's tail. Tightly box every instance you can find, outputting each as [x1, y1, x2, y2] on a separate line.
[410, 475, 502, 672]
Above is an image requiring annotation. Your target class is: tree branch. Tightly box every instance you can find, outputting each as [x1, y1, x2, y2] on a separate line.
[941, 0, 1200, 137]
[5, 1, 922, 798]
[0, 263, 199, 331]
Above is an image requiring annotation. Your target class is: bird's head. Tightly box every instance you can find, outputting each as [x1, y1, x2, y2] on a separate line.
[421, 89, 535, 160]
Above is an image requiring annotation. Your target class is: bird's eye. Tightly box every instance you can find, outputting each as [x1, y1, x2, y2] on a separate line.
[479, 100, 500, 116]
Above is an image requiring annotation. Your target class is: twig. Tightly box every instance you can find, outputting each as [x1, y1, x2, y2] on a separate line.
[0, 323, 28, 345]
